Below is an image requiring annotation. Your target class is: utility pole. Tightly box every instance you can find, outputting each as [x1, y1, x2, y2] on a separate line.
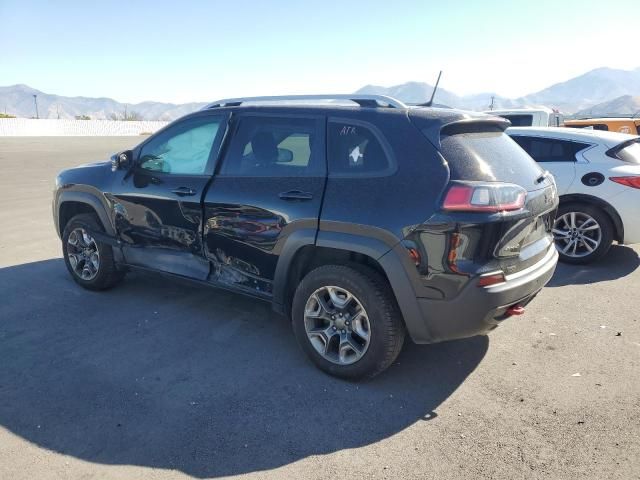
[33, 94, 39, 119]
[489, 96, 495, 111]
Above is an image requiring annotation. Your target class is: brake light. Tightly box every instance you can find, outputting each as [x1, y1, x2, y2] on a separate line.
[442, 182, 526, 212]
[477, 271, 506, 287]
[610, 176, 640, 189]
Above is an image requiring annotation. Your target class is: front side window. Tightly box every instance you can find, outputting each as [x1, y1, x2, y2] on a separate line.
[328, 121, 393, 175]
[138, 116, 223, 175]
[221, 116, 323, 177]
[511, 136, 589, 162]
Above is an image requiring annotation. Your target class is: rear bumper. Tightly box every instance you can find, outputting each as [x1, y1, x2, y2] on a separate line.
[610, 190, 640, 245]
[410, 246, 558, 343]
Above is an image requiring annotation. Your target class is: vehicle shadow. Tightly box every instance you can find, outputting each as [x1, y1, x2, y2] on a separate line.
[0, 259, 487, 478]
[548, 244, 640, 287]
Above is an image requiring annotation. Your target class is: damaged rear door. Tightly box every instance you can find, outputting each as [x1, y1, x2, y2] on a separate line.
[203, 112, 326, 296]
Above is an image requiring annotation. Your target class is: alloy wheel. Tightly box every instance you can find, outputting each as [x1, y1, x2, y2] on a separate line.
[303, 286, 371, 365]
[67, 228, 100, 280]
[552, 211, 602, 258]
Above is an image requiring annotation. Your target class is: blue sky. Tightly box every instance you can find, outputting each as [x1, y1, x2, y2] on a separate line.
[1, 0, 638, 103]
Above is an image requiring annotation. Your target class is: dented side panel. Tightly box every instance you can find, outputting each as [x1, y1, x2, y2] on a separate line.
[203, 176, 325, 296]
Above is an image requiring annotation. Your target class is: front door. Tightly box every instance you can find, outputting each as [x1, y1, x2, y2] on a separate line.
[203, 113, 326, 296]
[110, 112, 227, 279]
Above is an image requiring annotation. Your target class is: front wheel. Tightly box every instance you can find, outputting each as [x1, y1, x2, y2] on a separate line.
[62, 213, 124, 290]
[292, 265, 405, 380]
[552, 203, 614, 264]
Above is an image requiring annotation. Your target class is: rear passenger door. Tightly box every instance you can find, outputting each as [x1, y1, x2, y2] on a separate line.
[510, 135, 590, 194]
[203, 113, 326, 296]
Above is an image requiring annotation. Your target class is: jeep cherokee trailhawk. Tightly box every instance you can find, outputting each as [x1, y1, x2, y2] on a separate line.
[53, 94, 559, 379]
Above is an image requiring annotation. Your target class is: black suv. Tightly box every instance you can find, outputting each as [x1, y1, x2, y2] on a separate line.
[53, 95, 559, 379]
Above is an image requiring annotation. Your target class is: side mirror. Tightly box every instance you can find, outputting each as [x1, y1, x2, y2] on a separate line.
[111, 150, 132, 171]
[277, 148, 294, 163]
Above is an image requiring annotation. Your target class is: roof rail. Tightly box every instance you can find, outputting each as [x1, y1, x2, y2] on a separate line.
[202, 94, 408, 110]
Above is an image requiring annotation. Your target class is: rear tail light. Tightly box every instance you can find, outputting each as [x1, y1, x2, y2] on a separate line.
[477, 271, 506, 287]
[610, 176, 640, 189]
[442, 182, 526, 213]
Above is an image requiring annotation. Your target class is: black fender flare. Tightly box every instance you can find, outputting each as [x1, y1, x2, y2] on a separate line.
[272, 229, 428, 343]
[271, 228, 318, 312]
[55, 190, 115, 238]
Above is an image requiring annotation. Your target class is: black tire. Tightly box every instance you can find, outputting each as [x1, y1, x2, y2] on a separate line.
[62, 213, 124, 290]
[291, 264, 405, 380]
[554, 203, 614, 264]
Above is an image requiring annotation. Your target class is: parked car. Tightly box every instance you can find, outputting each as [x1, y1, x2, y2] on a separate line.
[485, 107, 564, 127]
[564, 117, 640, 135]
[507, 126, 640, 263]
[53, 94, 559, 379]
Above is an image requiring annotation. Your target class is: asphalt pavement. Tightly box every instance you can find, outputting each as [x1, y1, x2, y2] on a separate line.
[0, 137, 638, 479]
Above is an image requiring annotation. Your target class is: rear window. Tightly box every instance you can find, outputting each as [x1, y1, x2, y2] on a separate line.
[438, 125, 544, 188]
[500, 114, 533, 127]
[613, 140, 640, 164]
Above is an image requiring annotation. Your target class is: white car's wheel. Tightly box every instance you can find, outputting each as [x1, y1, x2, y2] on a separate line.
[553, 203, 614, 264]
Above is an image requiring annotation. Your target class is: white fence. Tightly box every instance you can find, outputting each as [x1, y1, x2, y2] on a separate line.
[0, 118, 169, 136]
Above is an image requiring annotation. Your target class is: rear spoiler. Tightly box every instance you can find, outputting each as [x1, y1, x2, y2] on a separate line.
[440, 117, 511, 136]
[415, 115, 511, 148]
[606, 137, 640, 160]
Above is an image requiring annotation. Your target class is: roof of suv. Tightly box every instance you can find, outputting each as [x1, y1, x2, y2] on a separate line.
[507, 126, 638, 146]
[195, 94, 509, 146]
[201, 94, 499, 122]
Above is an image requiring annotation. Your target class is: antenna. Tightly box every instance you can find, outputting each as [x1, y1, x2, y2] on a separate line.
[419, 71, 442, 107]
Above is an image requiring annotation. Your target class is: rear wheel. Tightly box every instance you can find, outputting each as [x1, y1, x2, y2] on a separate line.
[62, 213, 124, 290]
[553, 203, 613, 264]
[292, 265, 405, 380]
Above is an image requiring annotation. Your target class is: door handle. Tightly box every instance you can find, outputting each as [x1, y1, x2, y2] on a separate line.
[279, 190, 313, 201]
[171, 186, 197, 197]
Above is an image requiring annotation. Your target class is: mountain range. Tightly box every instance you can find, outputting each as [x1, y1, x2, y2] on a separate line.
[0, 84, 206, 121]
[357, 67, 640, 113]
[2, 67, 639, 121]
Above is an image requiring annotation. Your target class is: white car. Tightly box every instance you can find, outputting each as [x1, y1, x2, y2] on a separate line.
[507, 127, 640, 263]
[486, 107, 564, 127]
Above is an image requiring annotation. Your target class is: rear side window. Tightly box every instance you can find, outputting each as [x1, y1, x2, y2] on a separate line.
[511, 136, 589, 162]
[610, 140, 640, 164]
[328, 121, 393, 176]
[438, 125, 543, 187]
[221, 116, 324, 177]
[501, 114, 533, 127]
